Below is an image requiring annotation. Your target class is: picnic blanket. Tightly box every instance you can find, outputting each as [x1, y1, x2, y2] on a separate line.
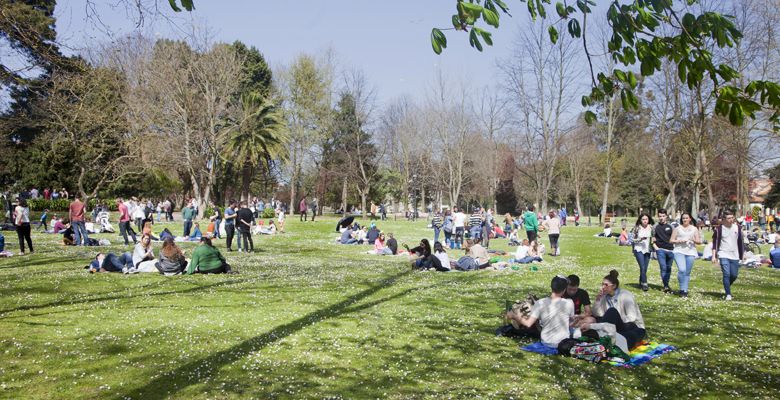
[521, 341, 676, 367]
[605, 341, 676, 367]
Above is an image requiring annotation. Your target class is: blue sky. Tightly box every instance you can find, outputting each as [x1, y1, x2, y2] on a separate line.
[54, 0, 521, 106]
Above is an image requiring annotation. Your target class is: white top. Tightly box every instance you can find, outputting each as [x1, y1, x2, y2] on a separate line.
[591, 288, 645, 329]
[673, 225, 698, 256]
[633, 225, 653, 253]
[603, 227, 612, 237]
[277, 210, 285, 222]
[542, 217, 561, 235]
[14, 206, 30, 224]
[717, 224, 740, 260]
[530, 297, 574, 347]
[766, 232, 776, 244]
[453, 212, 466, 228]
[132, 243, 154, 267]
[514, 245, 530, 259]
[434, 252, 451, 270]
[132, 203, 146, 219]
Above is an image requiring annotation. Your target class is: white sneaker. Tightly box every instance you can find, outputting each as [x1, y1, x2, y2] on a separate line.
[238, 249, 243, 253]
[129, 267, 139, 274]
[122, 267, 129, 274]
[725, 294, 732, 301]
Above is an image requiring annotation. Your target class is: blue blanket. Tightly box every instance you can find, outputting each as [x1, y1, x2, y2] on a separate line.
[520, 341, 677, 367]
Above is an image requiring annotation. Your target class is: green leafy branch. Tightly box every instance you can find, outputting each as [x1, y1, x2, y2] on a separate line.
[431, 0, 780, 129]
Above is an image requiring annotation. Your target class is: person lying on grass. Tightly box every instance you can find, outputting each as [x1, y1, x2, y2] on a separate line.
[506, 275, 574, 348]
[88, 252, 133, 273]
[578, 269, 646, 349]
[186, 237, 235, 274]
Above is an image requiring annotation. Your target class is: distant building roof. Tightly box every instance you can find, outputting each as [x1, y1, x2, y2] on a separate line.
[749, 178, 773, 204]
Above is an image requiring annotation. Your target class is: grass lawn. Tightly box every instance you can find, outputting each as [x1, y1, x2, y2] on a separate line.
[0, 216, 778, 399]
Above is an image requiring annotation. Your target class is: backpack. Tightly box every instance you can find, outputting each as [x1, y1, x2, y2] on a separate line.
[443, 217, 453, 233]
[559, 340, 607, 363]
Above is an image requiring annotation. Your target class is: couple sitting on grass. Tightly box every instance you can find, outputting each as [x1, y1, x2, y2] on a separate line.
[407, 239, 493, 271]
[511, 239, 544, 264]
[498, 270, 645, 352]
[367, 232, 399, 255]
[88, 235, 234, 275]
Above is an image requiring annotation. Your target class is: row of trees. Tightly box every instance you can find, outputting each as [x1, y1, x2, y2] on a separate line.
[1, 0, 779, 218]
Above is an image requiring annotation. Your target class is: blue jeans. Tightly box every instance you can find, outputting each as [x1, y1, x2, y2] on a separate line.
[103, 252, 133, 272]
[633, 250, 651, 285]
[513, 256, 542, 264]
[454, 227, 464, 248]
[433, 227, 441, 243]
[214, 218, 221, 238]
[673, 253, 696, 292]
[183, 220, 192, 237]
[72, 220, 89, 246]
[656, 249, 674, 287]
[719, 258, 740, 295]
[469, 226, 481, 240]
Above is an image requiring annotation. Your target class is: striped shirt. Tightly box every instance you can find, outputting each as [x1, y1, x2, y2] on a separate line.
[469, 212, 483, 227]
[431, 214, 443, 228]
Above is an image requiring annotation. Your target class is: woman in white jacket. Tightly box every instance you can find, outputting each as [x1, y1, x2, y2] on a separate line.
[580, 269, 646, 348]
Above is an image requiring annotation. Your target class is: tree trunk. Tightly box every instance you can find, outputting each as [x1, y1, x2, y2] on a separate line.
[241, 163, 252, 202]
[341, 178, 348, 213]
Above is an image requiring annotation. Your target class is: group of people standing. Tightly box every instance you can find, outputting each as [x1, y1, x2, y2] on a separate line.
[631, 208, 746, 300]
[297, 196, 319, 222]
[430, 205, 566, 258]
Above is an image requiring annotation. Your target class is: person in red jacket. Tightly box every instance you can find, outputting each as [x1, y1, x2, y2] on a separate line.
[299, 196, 308, 222]
[69, 196, 89, 246]
[117, 198, 137, 246]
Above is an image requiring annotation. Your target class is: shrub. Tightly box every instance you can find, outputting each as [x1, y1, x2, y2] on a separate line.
[27, 198, 119, 211]
[203, 206, 215, 219]
[751, 206, 762, 221]
[262, 207, 276, 219]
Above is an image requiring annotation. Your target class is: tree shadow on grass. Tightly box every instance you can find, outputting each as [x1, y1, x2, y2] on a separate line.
[121, 269, 415, 400]
[0, 279, 248, 317]
[0, 256, 73, 269]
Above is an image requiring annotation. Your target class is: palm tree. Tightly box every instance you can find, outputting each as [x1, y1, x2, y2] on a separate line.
[222, 92, 288, 201]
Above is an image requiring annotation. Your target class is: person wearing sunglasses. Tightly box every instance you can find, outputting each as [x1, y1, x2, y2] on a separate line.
[580, 269, 646, 348]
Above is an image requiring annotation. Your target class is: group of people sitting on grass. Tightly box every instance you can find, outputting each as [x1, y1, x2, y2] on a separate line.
[87, 234, 235, 275]
[497, 270, 646, 355]
[338, 222, 380, 245]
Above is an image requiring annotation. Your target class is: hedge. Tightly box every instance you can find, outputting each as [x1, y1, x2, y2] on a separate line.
[27, 198, 119, 212]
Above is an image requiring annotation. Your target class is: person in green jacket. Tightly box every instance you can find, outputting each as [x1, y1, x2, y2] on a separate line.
[182, 202, 196, 237]
[524, 206, 539, 243]
[186, 237, 233, 274]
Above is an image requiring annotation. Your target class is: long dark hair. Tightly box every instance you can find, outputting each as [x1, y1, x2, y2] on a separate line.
[680, 212, 696, 226]
[634, 212, 654, 227]
[433, 241, 445, 254]
[420, 238, 431, 256]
